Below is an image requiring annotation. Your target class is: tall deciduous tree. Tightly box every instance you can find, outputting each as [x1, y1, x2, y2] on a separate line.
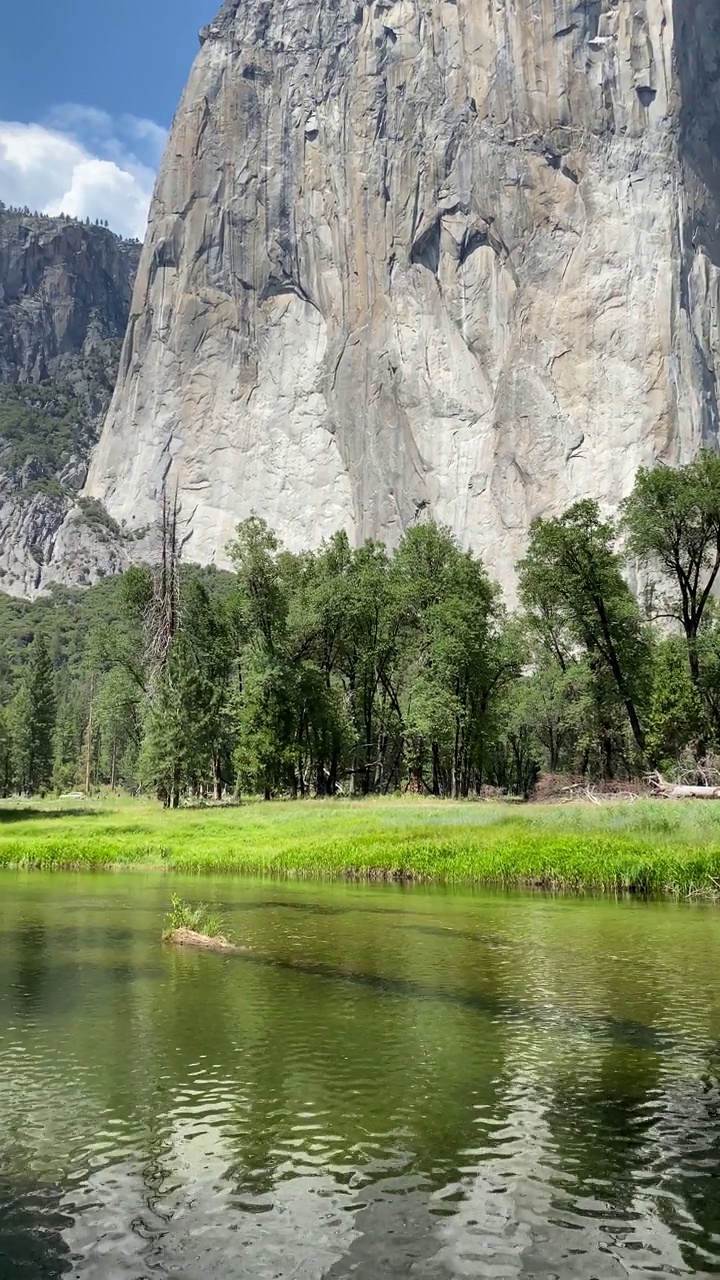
[519, 501, 648, 759]
[227, 517, 287, 654]
[622, 452, 720, 690]
[392, 524, 519, 796]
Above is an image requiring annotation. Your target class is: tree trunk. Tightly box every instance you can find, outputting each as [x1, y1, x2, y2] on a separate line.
[432, 742, 441, 796]
[594, 598, 646, 754]
[602, 734, 614, 781]
[85, 675, 94, 794]
[451, 718, 461, 800]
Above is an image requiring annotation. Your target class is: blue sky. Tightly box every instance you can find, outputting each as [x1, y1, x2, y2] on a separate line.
[0, 0, 218, 238]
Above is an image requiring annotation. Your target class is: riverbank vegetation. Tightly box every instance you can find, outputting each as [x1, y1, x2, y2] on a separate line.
[2, 453, 720, 804]
[2, 796, 720, 895]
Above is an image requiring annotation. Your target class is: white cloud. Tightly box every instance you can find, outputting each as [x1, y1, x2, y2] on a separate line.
[0, 106, 168, 240]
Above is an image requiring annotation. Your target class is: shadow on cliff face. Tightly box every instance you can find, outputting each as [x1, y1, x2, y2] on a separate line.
[674, 0, 720, 264]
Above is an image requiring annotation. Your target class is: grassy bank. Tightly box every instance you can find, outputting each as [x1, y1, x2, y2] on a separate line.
[2, 795, 720, 895]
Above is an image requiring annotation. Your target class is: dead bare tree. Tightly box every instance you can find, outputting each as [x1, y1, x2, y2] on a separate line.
[144, 483, 183, 809]
[147, 484, 181, 677]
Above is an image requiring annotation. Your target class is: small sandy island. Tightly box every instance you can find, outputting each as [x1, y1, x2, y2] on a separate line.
[164, 928, 250, 954]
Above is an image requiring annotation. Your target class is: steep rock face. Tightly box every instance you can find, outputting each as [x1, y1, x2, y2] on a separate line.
[0, 210, 139, 595]
[85, 0, 720, 593]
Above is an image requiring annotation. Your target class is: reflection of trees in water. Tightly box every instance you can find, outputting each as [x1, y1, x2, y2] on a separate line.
[457, 1039, 720, 1276]
[150, 935, 515, 1201]
[11, 918, 48, 1015]
[639, 1072, 720, 1273]
[546, 1044, 663, 1207]
[0, 1158, 73, 1280]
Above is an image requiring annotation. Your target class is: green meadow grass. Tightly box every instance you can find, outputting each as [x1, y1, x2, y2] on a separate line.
[2, 795, 720, 895]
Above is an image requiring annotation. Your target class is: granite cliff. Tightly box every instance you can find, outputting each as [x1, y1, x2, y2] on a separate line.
[38, 1, 720, 592]
[0, 208, 139, 595]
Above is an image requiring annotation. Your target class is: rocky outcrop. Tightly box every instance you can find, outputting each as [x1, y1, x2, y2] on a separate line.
[68, 2, 720, 591]
[0, 209, 139, 385]
[0, 208, 140, 594]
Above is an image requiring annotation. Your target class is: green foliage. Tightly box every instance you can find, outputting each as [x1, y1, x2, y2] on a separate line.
[75, 497, 123, 541]
[488, 727, 541, 799]
[622, 451, 720, 641]
[52, 696, 84, 792]
[138, 665, 190, 804]
[92, 668, 142, 789]
[0, 708, 11, 798]
[10, 634, 56, 794]
[623, 453, 720, 751]
[139, 574, 238, 804]
[227, 516, 287, 651]
[120, 566, 154, 621]
[0, 372, 115, 488]
[392, 524, 519, 796]
[164, 893, 228, 939]
[223, 518, 517, 798]
[519, 500, 649, 762]
[5, 452, 720, 802]
[646, 638, 705, 766]
[696, 603, 720, 740]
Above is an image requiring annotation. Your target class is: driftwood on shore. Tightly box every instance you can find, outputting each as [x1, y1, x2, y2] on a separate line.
[164, 928, 250, 954]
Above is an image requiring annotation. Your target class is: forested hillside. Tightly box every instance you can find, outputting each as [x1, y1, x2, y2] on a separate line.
[2, 451, 720, 803]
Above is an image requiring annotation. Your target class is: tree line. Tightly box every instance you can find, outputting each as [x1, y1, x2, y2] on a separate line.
[3, 452, 720, 803]
[0, 203, 125, 236]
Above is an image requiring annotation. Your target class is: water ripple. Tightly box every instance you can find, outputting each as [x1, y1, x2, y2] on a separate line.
[2, 879, 720, 1276]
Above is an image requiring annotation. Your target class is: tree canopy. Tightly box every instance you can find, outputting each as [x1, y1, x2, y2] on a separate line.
[3, 453, 720, 799]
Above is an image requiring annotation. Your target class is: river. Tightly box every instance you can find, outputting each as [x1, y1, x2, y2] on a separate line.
[1, 874, 719, 1277]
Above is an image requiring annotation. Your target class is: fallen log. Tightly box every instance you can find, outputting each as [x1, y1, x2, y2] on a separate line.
[658, 784, 720, 799]
[164, 928, 250, 954]
[649, 772, 720, 800]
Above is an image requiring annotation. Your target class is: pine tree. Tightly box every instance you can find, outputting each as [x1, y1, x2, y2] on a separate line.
[52, 697, 84, 793]
[11, 634, 56, 795]
[138, 662, 186, 806]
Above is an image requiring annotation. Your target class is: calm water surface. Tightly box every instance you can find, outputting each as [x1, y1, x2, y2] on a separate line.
[1, 875, 720, 1278]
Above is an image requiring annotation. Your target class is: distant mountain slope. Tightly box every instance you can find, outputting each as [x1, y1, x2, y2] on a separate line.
[0, 205, 140, 595]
